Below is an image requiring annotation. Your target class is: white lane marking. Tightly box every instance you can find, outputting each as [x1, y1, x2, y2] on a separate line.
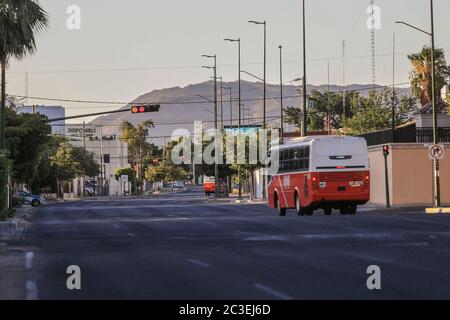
[25, 252, 34, 269]
[253, 283, 293, 300]
[345, 252, 394, 264]
[127, 233, 136, 237]
[383, 242, 429, 247]
[25, 280, 38, 300]
[187, 259, 211, 268]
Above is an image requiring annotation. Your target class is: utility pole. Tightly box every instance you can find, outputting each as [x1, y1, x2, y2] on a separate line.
[392, 33, 396, 143]
[395, 0, 440, 207]
[301, 0, 307, 137]
[25, 71, 29, 106]
[224, 38, 242, 201]
[342, 39, 346, 118]
[279, 45, 284, 143]
[220, 77, 224, 130]
[100, 122, 105, 196]
[202, 54, 219, 198]
[82, 121, 86, 200]
[223, 87, 232, 128]
[327, 60, 331, 135]
[430, 0, 440, 207]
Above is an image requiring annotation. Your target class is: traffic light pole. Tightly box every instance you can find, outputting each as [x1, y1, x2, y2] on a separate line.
[383, 147, 391, 208]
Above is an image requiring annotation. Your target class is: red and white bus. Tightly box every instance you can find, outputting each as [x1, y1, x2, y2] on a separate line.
[268, 136, 370, 216]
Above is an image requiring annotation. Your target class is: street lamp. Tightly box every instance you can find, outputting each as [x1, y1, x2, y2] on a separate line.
[395, 0, 440, 208]
[201, 55, 220, 199]
[248, 20, 267, 130]
[224, 38, 243, 201]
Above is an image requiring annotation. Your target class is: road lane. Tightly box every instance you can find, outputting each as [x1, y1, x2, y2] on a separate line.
[2, 189, 450, 299]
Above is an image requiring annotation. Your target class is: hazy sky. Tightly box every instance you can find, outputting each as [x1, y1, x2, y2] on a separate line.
[7, 0, 450, 118]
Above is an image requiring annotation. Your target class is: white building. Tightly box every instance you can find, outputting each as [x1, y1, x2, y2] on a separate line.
[64, 124, 130, 196]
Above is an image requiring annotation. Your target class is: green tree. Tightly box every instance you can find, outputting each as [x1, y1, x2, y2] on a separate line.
[50, 142, 100, 198]
[408, 46, 450, 106]
[0, 0, 48, 147]
[114, 167, 136, 184]
[119, 120, 155, 193]
[5, 108, 51, 186]
[341, 89, 416, 135]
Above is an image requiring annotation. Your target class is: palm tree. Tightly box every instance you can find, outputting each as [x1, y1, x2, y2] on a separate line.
[408, 46, 450, 106]
[0, 0, 48, 149]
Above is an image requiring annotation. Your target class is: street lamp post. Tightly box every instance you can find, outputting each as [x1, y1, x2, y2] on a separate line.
[279, 45, 284, 143]
[248, 20, 267, 130]
[224, 38, 242, 201]
[219, 77, 224, 130]
[301, 0, 307, 137]
[202, 55, 219, 199]
[223, 87, 233, 127]
[395, 0, 440, 208]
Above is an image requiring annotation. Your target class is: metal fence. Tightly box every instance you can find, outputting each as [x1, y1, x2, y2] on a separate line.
[357, 125, 450, 146]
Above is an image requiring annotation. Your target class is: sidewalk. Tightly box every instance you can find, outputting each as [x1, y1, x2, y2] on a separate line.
[0, 206, 34, 254]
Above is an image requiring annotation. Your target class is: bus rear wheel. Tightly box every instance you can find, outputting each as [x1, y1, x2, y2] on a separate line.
[324, 208, 332, 216]
[276, 195, 286, 217]
[295, 194, 304, 216]
[340, 207, 348, 215]
[348, 205, 357, 215]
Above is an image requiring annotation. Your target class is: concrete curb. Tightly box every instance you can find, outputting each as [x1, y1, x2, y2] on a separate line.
[425, 207, 450, 215]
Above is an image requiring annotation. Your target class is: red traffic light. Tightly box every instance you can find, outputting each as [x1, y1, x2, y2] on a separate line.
[131, 104, 161, 114]
[383, 145, 390, 157]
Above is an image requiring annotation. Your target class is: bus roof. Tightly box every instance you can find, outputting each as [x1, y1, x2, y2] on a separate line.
[274, 136, 366, 150]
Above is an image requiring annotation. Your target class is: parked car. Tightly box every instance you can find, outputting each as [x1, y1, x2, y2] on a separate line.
[18, 191, 46, 207]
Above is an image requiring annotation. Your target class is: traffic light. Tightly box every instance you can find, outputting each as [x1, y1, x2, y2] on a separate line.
[383, 145, 390, 157]
[131, 104, 160, 114]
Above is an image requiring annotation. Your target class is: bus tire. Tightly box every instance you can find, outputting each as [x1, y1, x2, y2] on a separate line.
[303, 207, 314, 216]
[324, 207, 332, 216]
[275, 194, 287, 217]
[295, 193, 304, 216]
[348, 205, 357, 215]
[340, 207, 349, 215]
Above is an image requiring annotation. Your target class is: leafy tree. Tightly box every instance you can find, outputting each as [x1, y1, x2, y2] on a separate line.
[114, 167, 136, 184]
[5, 107, 51, 186]
[50, 142, 100, 197]
[119, 120, 155, 193]
[0, 0, 48, 145]
[341, 89, 416, 135]
[408, 46, 450, 106]
[145, 164, 187, 184]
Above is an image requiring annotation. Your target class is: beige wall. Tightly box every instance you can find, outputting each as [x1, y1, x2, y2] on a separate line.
[368, 143, 450, 207]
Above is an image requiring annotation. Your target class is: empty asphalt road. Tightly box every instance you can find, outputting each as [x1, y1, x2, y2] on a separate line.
[2, 187, 450, 300]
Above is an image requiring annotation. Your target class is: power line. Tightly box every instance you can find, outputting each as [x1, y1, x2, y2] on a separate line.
[9, 51, 416, 75]
[7, 81, 412, 108]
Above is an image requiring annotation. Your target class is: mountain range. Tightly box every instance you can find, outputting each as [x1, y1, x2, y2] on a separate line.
[92, 81, 412, 146]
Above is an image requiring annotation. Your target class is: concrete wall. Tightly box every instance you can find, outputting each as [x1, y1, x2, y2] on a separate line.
[368, 143, 450, 206]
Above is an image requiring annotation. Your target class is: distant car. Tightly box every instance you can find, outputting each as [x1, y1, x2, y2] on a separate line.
[203, 176, 229, 197]
[18, 191, 46, 207]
